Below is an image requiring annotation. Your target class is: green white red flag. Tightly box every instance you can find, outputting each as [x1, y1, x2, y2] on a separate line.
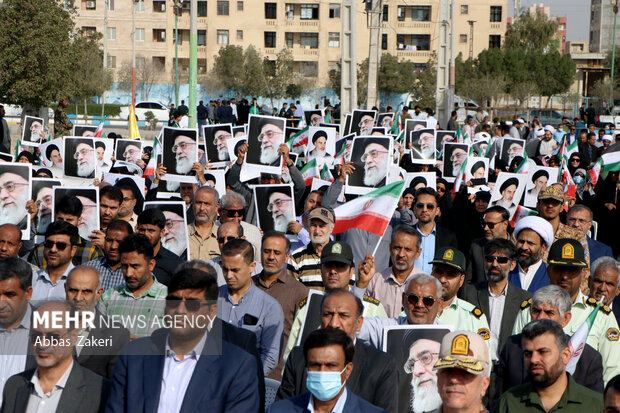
[143, 130, 162, 179]
[333, 180, 405, 236]
[566, 296, 603, 374]
[333, 141, 347, 166]
[515, 150, 530, 174]
[94, 116, 107, 138]
[300, 158, 320, 186]
[286, 126, 309, 149]
[509, 205, 538, 227]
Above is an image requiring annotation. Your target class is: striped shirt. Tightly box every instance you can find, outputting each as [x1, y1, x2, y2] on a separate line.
[84, 257, 125, 291]
[287, 243, 323, 290]
[99, 277, 168, 338]
[28, 237, 104, 269]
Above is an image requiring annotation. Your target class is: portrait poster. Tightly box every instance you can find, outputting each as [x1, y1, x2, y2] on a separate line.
[334, 133, 355, 164]
[490, 172, 527, 219]
[226, 136, 247, 165]
[244, 115, 285, 175]
[409, 129, 437, 164]
[346, 136, 392, 195]
[442, 142, 470, 182]
[202, 168, 226, 199]
[0, 153, 14, 163]
[0, 163, 32, 239]
[22, 116, 45, 146]
[64, 137, 96, 179]
[472, 139, 491, 158]
[232, 125, 246, 139]
[405, 172, 437, 191]
[436, 131, 456, 148]
[252, 184, 295, 233]
[161, 126, 198, 190]
[465, 157, 489, 182]
[319, 123, 340, 139]
[52, 186, 99, 240]
[343, 113, 352, 136]
[304, 109, 324, 127]
[93, 138, 114, 172]
[32, 178, 61, 236]
[306, 127, 336, 167]
[281, 153, 298, 184]
[350, 110, 377, 136]
[500, 138, 525, 165]
[377, 113, 394, 129]
[115, 139, 143, 165]
[203, 123, 233, 165]
[404, 119, 428, 144]
[144, 200, 190, 259]
[197, 144, 207, 166]
[371, 127, 388, 136]
[40, 138, 64, 169]
[73, 125, 98, 137]
[523, 166, 558, 208]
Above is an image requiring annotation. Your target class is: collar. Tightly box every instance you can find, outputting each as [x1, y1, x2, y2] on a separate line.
[575, 290, 588, 308]
[122, 276, 163, 298]
[308, 388, 348, 413]
[518, 259, 543, 275]
[39, 263, 75, 283]
[488, 282, 508, 297]
[387, 267, 422, 286]
[31, 360, 73, 395]
[165, 330, 207, 361]
[255, 271, 288, 287]
[0, 305, 31, 332]
[221, 283, 256, 304]
[415, 224, 436, 236]
[188, 223, 218, 238]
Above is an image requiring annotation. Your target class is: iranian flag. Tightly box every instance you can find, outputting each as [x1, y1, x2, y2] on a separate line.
[602, 143, 620, 172]
[509, 205, 538, 227]
[286, 126, 309, 149]
[390, 112, 401, 135]
[333, 181, 405, 236]
[324, 110, 331, 124]
[515, 150, 530, 174]
[143, 129, 162, 179]
[566, 297, 603, 374]
[300, 158, 320, 185]
[93, 116, 107, 138]
[320, 163, 334, 182]
[589, 158, 603, 186]
[559, 138, 578, 164]
[334, 142, 347, 166]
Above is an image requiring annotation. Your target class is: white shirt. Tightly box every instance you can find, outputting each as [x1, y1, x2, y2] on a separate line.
[31, 263, 75, 301]
[518, 260, 543, 291]
[0, 306, 31, 406]
[307, 388, 348, 413]
[26, 361, 74, 413]
[488, 283, 508, 361]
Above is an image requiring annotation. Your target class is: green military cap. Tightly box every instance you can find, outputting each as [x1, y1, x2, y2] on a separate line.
[429, 246, 466, 273]
[547, 238, 587, 268]
[321, 241, 354, 267]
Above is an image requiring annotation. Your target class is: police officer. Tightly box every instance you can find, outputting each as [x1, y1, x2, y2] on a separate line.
[512, 238, 620, 383]
[283, 241, 387, 362]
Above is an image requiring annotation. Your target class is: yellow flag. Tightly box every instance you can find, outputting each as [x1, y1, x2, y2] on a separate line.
[129, 105, 141, 140]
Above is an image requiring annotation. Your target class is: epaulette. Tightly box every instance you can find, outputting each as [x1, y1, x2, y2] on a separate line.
[298, 297, 307, 309]
[363, 295, 380, 305]
[585, 297, 611, 314]
[521, 298, 532, 309]
[477, 328, 491, 340]
[471, 307, 483, 319]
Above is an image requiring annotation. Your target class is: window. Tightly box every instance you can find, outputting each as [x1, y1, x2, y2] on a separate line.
[174, 29, 185, 45]
[265, 31, 276, 48]
[299, 61, 318, 77]
[381, 33, 387, 50]
[237, 30, 243, 40]
[265, 2, 277, 19]
[328, 32, 339, 47]
[413, 63, 426, 72]
[135, 0, 145, 12]
[107, 55, 116, 69]
[198, 59, 207, 74]
[300, 4, 319, 19]
[198, 1, 207, 16]
[217, 0, 229, 15]
[397, 34, 430, 50]
[329, 3, 340, 18]
[286, 4, 294, 19]
[217, 30, 229, 44]
[237, 1, 243, 11]
[286, 32, 294, 48]
[300, 33, 318, 48]
[460, 5, 468, 14]
[153, 28, 166, 42]
[85, 0, 96, 10]
[489, 34, 501, 48]
[490, 6, 502, 22]
[153, 0, 165, 12]
[382, 4, 388, 21]
[460, 34, 467, 43]
[411, 6, 430, 21]
[198, 30, 206, 46]
[82, 26, 97, 38]
[106, 27, 116, 40]
[397, 6, 405, 21]
[153, 56, 165, 69]
[135, 28, 145, 41]
[107, 0, 114, 11]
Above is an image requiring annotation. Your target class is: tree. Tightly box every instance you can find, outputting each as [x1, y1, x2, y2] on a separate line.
[412, 55, 436, 109]
[211, 45, 246, 99]
[604, 46, 620, 90]
[117, 57, 163, 102]
[0, 0, 81, 114]
[262, 49, 296, 106]
[242, 45, 266, 98]
[378, 53, 416, 107]
[504, 10, 559, 53]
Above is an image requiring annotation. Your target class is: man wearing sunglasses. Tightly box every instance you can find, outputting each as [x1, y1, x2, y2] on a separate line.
[31, 221, 78, 301]
[217, 192, 262, 257]
[137, 208, 182, 286]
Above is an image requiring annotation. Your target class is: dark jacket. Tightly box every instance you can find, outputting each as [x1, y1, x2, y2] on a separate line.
[508, 263, 549, 294]
[277, 341, 398, 412]
[465, 237, 488, 285]
[587, 236, 613, 266]
[1, 363, 110, 413]
[612, 295, 620, 327]
[435, 225, 459, 251]
[218, 105, 236, 124]
[268, 391, 387, 413]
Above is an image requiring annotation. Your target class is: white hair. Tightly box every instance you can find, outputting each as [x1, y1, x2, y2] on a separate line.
[591, 256, 620, 285]
[404, 272, 442, 298]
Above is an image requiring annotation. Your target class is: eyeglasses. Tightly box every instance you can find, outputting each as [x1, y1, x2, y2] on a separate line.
[35, 196, 53, 208]
[172, 141, 196, 153]
[30, 331, 69, 345]
[415, 202, 436, 210]
[123, 148, 141, 158]
[165, 296, 207, 312]
[218, 236, 237, 244]
[0, 182, 28, 193]
[258, 130, 282, 142]
[165, 219, 184, 230]
[43, 240, 70, 251]
[223, 208, 245, 217]
[570, 158, 580, 163]
[484, 255, 511, 264]
[436, 186, 445, 193]
[406, 293, 436, 307]
[481, 220, 505, 229]
[267, 197, 292, 212]
[361, 150, 389, 162]
[73, 148, 94, 159]
[213, 133, 232, 144]
[358, 118, 374, 127]
[411, 352, 439, 367]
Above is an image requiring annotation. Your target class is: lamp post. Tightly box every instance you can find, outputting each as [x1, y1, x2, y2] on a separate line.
[610, 0, 618, 111]
[172, 0, 184, 108]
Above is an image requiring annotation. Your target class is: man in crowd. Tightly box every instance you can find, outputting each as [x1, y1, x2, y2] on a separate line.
[115, 178, 141, 227]
[188, 186, 220, 261]
[287, 189, 323, 250]
[84, 219, 133, 291]
[589, 257, 620, 325]
[605, 376, 620, 412]
[88, 185, 123, 249]
[567, 204, 613, 264]
[218, 192, 262, 255]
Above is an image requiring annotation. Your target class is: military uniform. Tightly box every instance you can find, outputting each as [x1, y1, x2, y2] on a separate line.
[53, 107, 73, 139]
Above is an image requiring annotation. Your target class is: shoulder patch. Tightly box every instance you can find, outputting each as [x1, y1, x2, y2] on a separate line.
[471, 307, 483, 318]
[363, 295, 380, 305]
[477, 328, 491, 340]
[586, 297, 598, 306]
[607, 328, 619, 341]
[602, 305, 612, 315]
[298, 297, 307, 309]
[521, 298, 532, 309]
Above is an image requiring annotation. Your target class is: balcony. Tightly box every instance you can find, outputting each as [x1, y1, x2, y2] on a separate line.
[289, 46, 319, 57]
[396, 21, 431, 29]
[396, 50, 432, 58]
[490, 23, 501, 30]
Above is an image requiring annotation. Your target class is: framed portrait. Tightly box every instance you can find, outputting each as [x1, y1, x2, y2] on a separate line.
[436, 130, 456, 149]
[73, 125, 98, 137]
[203, 123, 233, 165]
[405, 172, 437, 191]
[410, 128, 437, 164]
[93, 138, 114, 172]
[64, 137, 96, 179]
[22, 116, 45, 146]
[53, 186, 99, 240]
[350, 110, 377, 136]
[490, 172, 527, 218]
[523, 166, 557, 208]
[304, 109, 324, 127]
[232, 125, 246, 139]
[306, 127, 336, 167]
[115, 139, 143, 165]
[0, 163, 31, 239]
[253, 184, 295, 233]
[404, 119, 428, 144]
[343, 113, 352, 136]
[346, 136, 392, 195]
[144, 200, 190, 258]
[40, 138, 64, 169]
[31, 178, 61, 236]
[500, 138, 525, 165]
[245, 115, 286, 175]
[334, 133, 355, 164]
[161, 126, 199, 190]
[377, 113, 394, 129]
[442, 142, 470, 182]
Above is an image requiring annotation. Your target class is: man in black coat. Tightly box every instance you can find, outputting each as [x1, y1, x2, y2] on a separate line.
[276, 289, 398, 412]
[495, 285, 604, 400]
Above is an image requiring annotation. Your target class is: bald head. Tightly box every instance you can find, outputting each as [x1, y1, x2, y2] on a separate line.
[218, 221, 243, 238]
[0, 224, 23, 258]
[65, 266, 103, 313]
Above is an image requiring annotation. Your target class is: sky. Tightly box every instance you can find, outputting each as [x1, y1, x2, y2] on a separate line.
[508, 0, 591, 41]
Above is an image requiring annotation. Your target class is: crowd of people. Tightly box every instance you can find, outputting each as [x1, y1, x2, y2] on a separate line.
[0, 97, 618, 413]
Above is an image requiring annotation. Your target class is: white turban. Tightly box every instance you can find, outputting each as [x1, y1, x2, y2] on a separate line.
[544, 125, 555, 133]
[505, 121, 513, 126]
[514, 216, 554, 247]
[535, 129, 545, 137]
[602, 134, 613, 142]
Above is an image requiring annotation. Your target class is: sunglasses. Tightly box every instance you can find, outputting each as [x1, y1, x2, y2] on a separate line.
[218, 236, 237, 244]
[484, 255, 511, 264]
[165, 296, 206, 312]
[43, 240, 70, 251]
[406, 293, 436, 307]
[223, 208, 245, 217]
[415, 202, 436, 210]
[481, 220, 505, 229]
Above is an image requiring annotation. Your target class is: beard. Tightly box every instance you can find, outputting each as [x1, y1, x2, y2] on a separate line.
[361, 126, 372, 135]
[314, 149, 326, 158]
[411, 376, 442, 413]
[364, 160, 387, 186]
[281, 170, 291, 183]
[77, 159, 95, 177]
[452, 160, 463, 174]
[166, 181, 181, 192]
[527, 357, 565, 388]
[126, 155, 140, 164]
[0, 201, 27, 225]
[78, 218, 98, 239]
[260, 144, 279, 164]
[420, 146, 434, 159]
[486, 267, 508, 282]
[518, 248, 541, 268]
[176, 156, 194, 175]
[163, 232, 185, 256]
[217, 146, 229, 161]
[273, 208, 296, 232]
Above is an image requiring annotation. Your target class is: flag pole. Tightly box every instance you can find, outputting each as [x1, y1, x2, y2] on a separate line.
[371, 225, 388, 256]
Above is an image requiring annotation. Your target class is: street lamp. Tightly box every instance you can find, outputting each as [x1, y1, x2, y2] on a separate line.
[172, 0, 184, 108]
[610, 0, 618, 111]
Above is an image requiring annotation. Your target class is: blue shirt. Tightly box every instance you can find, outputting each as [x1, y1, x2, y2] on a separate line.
[414, 224, 436, 274]
[84, 257, 124, 291]
[218, 283, 284, 376]
[31, 263, 75, 301]
[307, 388, 348, 413]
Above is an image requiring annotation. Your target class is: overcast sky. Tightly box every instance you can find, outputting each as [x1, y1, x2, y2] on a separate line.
[508, 0, 591, 41]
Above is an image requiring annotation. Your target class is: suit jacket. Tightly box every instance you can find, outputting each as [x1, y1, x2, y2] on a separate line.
[268, 390, 388, 413]
[76, 311, 130, 379]
[276, 341, 397, 412]
[495, 333, 604, 398]
[436, 225, 458, 250]
[612, 296, 620, 327]
[508, 263, 548, 294]
[104, 322, 261, 413]
[460, 281, 532, 354]
[465, 237, 487, 285]
[587, 236, 613, 265]
[1, 363, 110, 413]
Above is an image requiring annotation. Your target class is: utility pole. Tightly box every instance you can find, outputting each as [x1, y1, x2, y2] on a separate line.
[514, 0, 521, 18]
[435, 0, 453, 128]
[467, 20, 476, 59]
[101, 0, 108, 118]
[610, 0, 618, 111]
[189, 0, 197, 127]
[131, 0, 136, 107]
[340, 0, 357, 121]
[366, 0, 382, 109]
[173, 0, 183, 107]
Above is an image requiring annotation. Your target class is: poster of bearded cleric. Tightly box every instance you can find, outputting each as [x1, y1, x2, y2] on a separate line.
[115, 139, 143, 165]
[346, 136, 392, 195]
[410, 128, 437, 164]
[73, 125, 98, 137]
[350, 110, 377, 136]
[64, 137, 96, 179]
[144, 201, 190, 258]
[442, 142, 470, 182]
[253, 184, 296, 233]
[22, 116, 46, 146]
[245, 115, 286, 175]
[0, 164, 32, 239]
[383, 325, 452, 413]
[32, 178, 61, 236]
[53, 187, 100, 240]
[203, 123, 233, 165]
[161, 126, 198, 192]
